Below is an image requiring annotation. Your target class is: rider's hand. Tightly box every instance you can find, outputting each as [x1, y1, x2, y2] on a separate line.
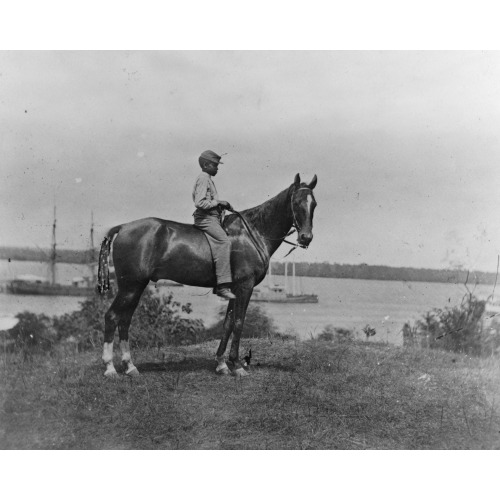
[218, 200, 233, 211]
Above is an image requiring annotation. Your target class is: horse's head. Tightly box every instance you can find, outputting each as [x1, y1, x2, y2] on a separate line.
[290, 173, 318, 248]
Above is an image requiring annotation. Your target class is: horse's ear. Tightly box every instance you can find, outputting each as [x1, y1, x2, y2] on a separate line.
[294, 173, 301, 187]
[308, 175, 317, 190]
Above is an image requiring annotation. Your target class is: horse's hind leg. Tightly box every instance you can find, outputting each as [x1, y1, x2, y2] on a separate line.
[103, 301, 120, 378]
[215, 299, 235, 375]
[102, 281, 147, 377]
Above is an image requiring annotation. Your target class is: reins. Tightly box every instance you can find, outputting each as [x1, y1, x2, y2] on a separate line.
[227, 186, 311, 261]
[226, 208, 269, 266]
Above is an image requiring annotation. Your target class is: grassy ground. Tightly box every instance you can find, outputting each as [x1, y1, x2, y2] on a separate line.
[1, 337, 499, 449]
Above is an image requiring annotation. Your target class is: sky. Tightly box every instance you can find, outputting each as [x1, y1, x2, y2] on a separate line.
[2, 50, 500, 272]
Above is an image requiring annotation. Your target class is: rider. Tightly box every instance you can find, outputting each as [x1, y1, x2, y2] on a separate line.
[192, 150, 236, 300]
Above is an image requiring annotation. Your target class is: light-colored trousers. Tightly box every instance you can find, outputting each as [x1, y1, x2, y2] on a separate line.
[194, 213, 232, 285]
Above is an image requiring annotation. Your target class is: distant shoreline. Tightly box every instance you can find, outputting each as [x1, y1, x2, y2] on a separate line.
[1, 246, 498, 286]
[0, 246, 95, 265]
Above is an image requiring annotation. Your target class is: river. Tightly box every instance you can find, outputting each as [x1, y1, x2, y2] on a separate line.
[0, 260, 494, 345]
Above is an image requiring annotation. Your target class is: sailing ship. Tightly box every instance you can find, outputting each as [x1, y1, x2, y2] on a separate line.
[250, 261, 319, 303]
[6, 208, 96, 297]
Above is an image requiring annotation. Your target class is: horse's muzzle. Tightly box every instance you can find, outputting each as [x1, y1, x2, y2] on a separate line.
[298, 232, 313, 248]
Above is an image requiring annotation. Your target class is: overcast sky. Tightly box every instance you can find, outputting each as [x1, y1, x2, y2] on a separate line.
[2, 50, 500, 271]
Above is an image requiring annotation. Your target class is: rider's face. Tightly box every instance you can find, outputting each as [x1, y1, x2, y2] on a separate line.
[203, 161, 219, 176]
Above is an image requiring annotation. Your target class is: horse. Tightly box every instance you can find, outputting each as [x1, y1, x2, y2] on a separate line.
[96, 173, 317, 377]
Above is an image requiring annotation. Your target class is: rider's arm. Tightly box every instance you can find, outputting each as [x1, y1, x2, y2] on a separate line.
[193, 175, 219, 211]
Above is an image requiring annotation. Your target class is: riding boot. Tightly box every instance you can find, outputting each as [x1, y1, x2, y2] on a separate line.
[216, 283, 236, 300]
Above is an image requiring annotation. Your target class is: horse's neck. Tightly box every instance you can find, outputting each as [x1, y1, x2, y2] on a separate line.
[242, 186, 293, 257]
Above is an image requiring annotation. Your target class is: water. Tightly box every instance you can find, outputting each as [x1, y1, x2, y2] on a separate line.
[0, 261, 494, 344]
[258, 276, 493, 344]
[0, 260, 93, 318]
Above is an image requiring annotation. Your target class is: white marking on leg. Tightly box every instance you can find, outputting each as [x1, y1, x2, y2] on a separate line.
[120, 340, 131, 363]
[215, 356, 230, 375]
[102, 342, 117, 377]
[234, 367, 249, 377]
[120, 340, 139, 376]
[103, 341, 114, 363]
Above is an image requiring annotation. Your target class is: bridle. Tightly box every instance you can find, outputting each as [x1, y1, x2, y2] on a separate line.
[275, 187, 312, 256]
[290, 187, 312, 234]
[226, 186, 314, 264]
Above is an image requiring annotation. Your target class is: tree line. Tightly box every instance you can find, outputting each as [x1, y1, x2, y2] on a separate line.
[270, 261, 498, 285]
[0, 246, 96, 265]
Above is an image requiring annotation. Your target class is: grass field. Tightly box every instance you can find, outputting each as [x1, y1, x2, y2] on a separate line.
[1, 337, 499, 449]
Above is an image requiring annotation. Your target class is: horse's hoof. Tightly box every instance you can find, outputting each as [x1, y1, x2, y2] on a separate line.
[215, 360, 230, 375]
[126, 367, 141, 377]
[234, 367, 249, 377]
[104, 370, 119, 379]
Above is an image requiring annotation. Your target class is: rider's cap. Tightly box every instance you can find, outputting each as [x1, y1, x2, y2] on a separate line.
[199, 150, 224, 165]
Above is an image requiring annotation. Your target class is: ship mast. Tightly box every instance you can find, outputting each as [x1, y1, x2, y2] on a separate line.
[50, 205, 57, 285]
[89, 211, 96, 282]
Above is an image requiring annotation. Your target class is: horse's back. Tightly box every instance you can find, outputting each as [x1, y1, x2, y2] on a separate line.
[111, 217, 216, 287]
[110, 215, 265, 288]
[114, 216, 197, 235]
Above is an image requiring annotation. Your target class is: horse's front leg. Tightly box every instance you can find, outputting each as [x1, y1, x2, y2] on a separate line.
[215, 299, 235, 375]
[102, 340, 117, 377]
[228, 284, 253, 377]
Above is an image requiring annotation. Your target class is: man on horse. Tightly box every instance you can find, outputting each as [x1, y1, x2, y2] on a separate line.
[97, 168, 317, 377]
[192, 150, 236, 300]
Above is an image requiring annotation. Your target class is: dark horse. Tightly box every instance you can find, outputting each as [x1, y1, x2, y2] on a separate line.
[97, 173, 317, 377]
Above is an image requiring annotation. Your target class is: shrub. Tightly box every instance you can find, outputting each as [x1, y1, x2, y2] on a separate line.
[6, 290, 289, 354]
[9, 288, 205, 354]
[202, 303, 282, 342]
[53, 292, 112, 351]
[402, 292, 500, 356]
[317, 330, 335, 341]
[318, 324, 354, 342]
[8, 311, 58, 358]
[129, 290, 204, 348]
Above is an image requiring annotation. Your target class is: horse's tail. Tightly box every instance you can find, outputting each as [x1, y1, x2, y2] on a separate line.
[96, 225, 121, 294]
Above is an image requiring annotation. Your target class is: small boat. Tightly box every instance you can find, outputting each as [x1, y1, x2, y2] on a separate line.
[5, 208, 96, 297]
[250, 261, 318, 303]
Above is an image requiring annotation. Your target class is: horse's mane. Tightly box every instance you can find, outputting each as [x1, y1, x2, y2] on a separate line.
[239, 183, 293, 229]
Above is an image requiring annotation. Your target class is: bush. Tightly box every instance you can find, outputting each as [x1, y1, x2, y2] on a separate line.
[8, 312, 58, 358]
[318, 324, 354, 342]
[9, 288, 205, 354]
[129, 290, 204, 348]
[202, 303, 282, 342]
[6, 291, 290, 355]
[402, 292, 500, 356]
[53, 292, 112, 351]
